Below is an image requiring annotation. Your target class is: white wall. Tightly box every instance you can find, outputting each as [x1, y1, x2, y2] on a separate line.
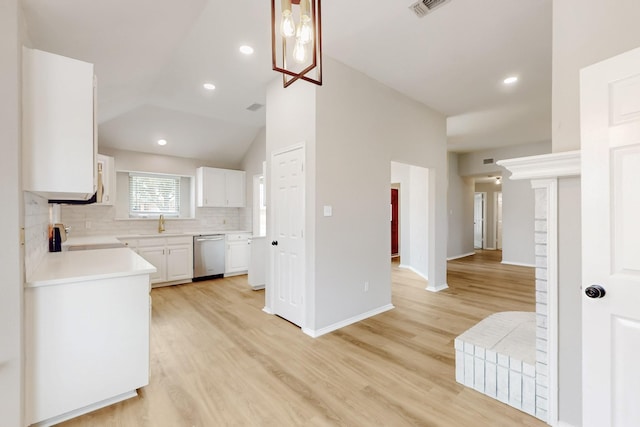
[557, 177, 582, 426]
[552, 0, 640, 153]
[474, 182, 502, 250]
[447, 153, 474, 259]
[391, 162, 411, 263]
[313, 57, 447, 330]
[265, 73, 317, 326]
[391, 162, 430, 278]
[0, 0, 23, 424]
[457, 141, 551, 176]
[240, 127, 266, 234]
[457, 142, 551, 266]
[552, 3, 640, 422]
[500, 175, 535, 266]
[266, 56, 447, 333]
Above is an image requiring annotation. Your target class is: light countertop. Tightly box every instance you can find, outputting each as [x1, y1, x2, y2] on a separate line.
[62, 235, 123, 248]
[26, 248, 157, 288]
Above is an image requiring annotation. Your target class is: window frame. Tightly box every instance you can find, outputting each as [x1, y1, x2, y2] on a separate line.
[128, 172, 181, 218]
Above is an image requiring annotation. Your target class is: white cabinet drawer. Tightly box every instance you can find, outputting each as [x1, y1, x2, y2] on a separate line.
[226, 233, 251, 241]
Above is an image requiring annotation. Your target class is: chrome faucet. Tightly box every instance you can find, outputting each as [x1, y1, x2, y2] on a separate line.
[158, 214, 165, 233]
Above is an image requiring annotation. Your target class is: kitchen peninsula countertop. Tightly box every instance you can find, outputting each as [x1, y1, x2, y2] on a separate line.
[26, 247, 157, 288]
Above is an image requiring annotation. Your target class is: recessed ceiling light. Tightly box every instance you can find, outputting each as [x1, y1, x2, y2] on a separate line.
[503, 76, 518, 85]
[203, 82, 216, 91]
[157, 139, 167, 146]
[239, 45, 254, 55]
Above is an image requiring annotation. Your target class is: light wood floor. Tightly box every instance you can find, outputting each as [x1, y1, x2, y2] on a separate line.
[61, 250, 544, 427]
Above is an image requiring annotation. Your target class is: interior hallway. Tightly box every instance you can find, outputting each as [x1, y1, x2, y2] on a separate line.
[60, 250, 541, 426]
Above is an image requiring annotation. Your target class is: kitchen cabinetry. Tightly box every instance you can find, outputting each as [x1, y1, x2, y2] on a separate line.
[225, 232, 251, 275]
[196, 167, 246, 207]
[96, 154, 116, 205]
[123, 236, 193, 286]
[22, 47, 97, 200]
[25, 248, 155, 426]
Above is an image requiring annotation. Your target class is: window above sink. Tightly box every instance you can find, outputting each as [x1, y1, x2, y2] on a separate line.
[115, 171, 195, 219]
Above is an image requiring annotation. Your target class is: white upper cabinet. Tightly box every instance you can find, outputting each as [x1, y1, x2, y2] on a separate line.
[22, 47, 96, 200]
[196, 167, 246, 208]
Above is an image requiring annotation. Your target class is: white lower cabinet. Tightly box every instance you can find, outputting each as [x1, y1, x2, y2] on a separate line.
[25, 273, 151, 426]
[225, 233, 251, 275]
[165, 242, 193, 282]
[137, 245, 166, 284]
[124, 236, 193, 285]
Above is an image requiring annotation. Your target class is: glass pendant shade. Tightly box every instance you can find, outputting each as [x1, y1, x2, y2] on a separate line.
[271, 0, 322, 87]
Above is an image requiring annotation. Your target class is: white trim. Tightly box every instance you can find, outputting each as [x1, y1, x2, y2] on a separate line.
[425, 282, 449, 292]
[447, 252, 475, 261]
[399, 264, 428, 281]
[485, 246, 497, 250]
[262, 306, 274, 314]
[302, 304, 395, 338]
[497, 151, 581, 180]
[31, 390, 137, 427]
[532, 178, 559, 426]
[557, 421, 577, 427]
[501, 260, 536, 268]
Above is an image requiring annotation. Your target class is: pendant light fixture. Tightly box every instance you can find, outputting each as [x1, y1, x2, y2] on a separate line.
[271, 0, 322, 88]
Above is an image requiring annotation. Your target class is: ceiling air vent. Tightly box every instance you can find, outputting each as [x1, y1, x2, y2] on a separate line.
[483, 158, 495, 165]
[246, 103, 264, 112]
[409, 0, 452, 18]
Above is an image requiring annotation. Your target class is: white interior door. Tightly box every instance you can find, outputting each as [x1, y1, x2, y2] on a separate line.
[473, 192, 485, 249]
[271, 145, 305, 326]
[581, 46, 640, 427]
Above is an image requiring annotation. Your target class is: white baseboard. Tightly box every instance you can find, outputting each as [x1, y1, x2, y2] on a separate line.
[262, 306, 274, 314]
[302, 304, 395, 338]
[398, 264, 428, 281]
[398, 264, 448, 292]
[32, 390, 137, 427]
[501, 260, 536, 268]
[426, 283, 449, 292]
[485, 246, 497, 250]
[557, 421, 577, 427]
[447, 252, 475, 261]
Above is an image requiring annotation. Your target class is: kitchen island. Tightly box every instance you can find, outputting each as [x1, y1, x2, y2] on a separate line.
[25, 248, 156, 427]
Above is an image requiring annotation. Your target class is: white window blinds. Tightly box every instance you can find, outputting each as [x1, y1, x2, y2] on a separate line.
[129, 173, 181, 217]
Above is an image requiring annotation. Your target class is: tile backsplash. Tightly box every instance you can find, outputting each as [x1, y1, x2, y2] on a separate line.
[61, 204, 251, 237]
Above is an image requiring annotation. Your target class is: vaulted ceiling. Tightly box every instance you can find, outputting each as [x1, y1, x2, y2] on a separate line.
[21, 0, 552, 164]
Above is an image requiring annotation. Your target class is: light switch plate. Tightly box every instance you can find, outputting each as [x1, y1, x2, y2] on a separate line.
[323, 205, 332, 217]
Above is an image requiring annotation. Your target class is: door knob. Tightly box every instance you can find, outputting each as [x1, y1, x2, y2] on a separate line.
[271, 241, 278, 246]
[585, 285, 606, 299]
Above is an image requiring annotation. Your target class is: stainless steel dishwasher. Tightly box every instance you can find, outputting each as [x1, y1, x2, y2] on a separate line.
[193, 234, 225, 281]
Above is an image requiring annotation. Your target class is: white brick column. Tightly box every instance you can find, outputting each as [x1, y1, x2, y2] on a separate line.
[497, 151, 580, 426]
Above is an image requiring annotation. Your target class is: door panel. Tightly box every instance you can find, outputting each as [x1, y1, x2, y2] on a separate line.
[473, 193, 484, 249]
[581, 46, 640, 427]
[272, 146, 305, 326]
